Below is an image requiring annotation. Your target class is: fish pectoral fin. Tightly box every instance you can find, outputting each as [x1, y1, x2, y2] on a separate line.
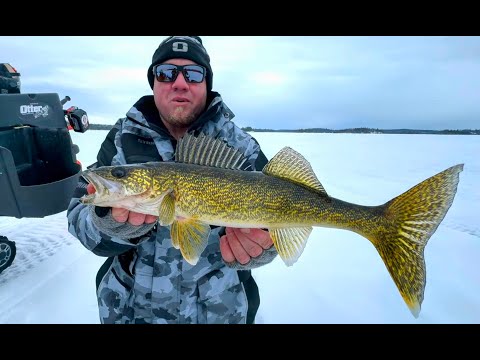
[270, 227, 313, 266]
[158, 191, 175, 226]
[171, 218, 211, 266]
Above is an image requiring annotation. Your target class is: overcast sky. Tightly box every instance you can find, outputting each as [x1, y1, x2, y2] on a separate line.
[1, 36, 479, 130]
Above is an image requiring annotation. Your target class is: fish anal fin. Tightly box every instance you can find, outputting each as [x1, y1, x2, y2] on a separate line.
[270, 227, 313, 266]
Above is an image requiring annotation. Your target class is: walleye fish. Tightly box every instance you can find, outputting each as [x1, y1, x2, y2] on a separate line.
[81, 132, 463, 318]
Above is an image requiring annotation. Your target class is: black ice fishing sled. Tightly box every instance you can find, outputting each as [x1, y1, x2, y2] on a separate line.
[0, 90, 89, 274]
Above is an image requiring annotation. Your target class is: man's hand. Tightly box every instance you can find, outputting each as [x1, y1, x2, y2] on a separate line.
[220, 227, 274, 265]
[87, 183, 158, 226]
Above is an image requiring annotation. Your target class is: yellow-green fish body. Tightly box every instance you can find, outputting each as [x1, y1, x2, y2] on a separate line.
[81, 132, 464, 318]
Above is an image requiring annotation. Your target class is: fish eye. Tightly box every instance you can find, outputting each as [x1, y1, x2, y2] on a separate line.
[111, 167, 127, 178]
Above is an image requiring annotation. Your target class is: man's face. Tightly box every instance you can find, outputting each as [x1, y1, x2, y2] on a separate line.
[153, 58, 208, 129]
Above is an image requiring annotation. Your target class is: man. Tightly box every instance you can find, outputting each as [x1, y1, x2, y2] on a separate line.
[67, 36, 278, 324]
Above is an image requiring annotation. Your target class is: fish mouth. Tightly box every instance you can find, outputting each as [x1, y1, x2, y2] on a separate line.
[80, 170, 125, 204]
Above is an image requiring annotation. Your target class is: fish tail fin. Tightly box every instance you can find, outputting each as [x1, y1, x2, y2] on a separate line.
[367, 164, 463, 317]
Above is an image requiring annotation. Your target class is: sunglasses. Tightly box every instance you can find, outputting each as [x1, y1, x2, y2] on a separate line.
[153, 64, 206, 84]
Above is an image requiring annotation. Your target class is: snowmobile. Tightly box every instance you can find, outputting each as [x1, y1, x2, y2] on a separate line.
[0, 64, 89, 274]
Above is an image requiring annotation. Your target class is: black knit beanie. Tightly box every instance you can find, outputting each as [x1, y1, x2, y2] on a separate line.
[147, 36, 213, 92]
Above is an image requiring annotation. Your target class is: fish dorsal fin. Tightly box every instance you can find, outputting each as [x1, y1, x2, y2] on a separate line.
[263, 147, 328, 196]
[176, 132, 251, 170]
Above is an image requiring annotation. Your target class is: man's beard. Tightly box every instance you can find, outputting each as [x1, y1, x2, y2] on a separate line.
[162, 106, 197, 128]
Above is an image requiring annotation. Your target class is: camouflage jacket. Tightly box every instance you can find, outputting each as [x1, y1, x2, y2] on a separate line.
[67, 92, 271, 324]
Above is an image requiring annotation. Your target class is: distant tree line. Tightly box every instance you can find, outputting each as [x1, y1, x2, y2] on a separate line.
[241, 126, 480, 135]
[88, 124, 480, 135]
[88, 123, 114, 130]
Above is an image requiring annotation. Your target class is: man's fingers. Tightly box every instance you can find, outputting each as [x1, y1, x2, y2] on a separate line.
[220, 236, 235, 263]
[111, 207, 129, 223]
[225, 228, 250, 265]
[128, 211, 148, 226]
[111, 208, 157, 226]
[145, 215, 158, 224]
[232, 228, 263, 258]
[240, 228, 273, 249]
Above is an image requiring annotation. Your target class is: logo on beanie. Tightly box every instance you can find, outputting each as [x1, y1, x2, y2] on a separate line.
[172, 42, 188, 52]
[164, 36, 208, 56]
